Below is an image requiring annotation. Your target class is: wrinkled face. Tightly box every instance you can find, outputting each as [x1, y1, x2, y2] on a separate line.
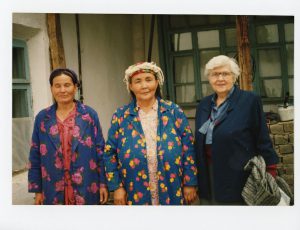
[51, 74, 77, 104]
[129, 72, 159, 103]
[208, 65, 236, 96]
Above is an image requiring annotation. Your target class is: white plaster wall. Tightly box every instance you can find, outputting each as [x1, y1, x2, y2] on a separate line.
[59, 14, 161, 138]
[13, 13, 52, 171]
[68, 14, 134, 138]
[60, 14, 79, 75]
[13, 13, 52, 117]
[27, 29, 52, 116]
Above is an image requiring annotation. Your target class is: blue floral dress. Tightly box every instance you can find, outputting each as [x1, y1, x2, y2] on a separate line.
[104, 98, 197, 205]
[28, 101, 106, 205]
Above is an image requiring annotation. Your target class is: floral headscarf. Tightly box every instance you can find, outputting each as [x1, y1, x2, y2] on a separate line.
[124, 62, 165, 93]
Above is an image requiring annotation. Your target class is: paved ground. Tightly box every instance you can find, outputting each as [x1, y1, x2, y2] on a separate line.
[12, 170, 34, 205]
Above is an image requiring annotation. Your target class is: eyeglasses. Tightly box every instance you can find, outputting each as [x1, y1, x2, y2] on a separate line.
[209, 71, 232, 79]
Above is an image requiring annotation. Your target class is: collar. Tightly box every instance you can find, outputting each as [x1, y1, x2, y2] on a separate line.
[128, 97, 171, 116]
[211, 85, 236, 106]
[136, 99, 158, 112]
[45, 100, 87, 121]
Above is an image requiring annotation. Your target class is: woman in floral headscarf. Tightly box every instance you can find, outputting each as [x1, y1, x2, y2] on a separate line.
[28, 68, 108, 205]
[104, 62, 198, 205]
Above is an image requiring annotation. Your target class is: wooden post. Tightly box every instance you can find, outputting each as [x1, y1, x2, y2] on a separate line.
[236, 16, 253, 91]
[47, 13, 66, 70]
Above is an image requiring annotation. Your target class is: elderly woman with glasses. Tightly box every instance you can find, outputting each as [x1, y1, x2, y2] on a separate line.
[104, 62, 198, 205]
[195, 55, 279, 205]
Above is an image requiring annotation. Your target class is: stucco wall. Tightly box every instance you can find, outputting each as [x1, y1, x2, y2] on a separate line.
[13, 13, 52, 117]
[60, 14, 160, 138]
[13, 13, 52, 171]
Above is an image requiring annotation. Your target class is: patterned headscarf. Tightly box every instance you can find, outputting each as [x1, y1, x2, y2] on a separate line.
[124, 62, 164, 93]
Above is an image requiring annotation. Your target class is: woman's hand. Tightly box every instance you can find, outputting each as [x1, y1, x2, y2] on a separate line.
[183, 186, 197, 205]
[34, 193, 43, 205]
[113, 187, 127, 205]
[100, 186, 109, 204]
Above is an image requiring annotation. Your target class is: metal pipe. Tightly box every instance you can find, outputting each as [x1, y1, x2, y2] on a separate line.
[75, 14, 84, 102]
[147, 15, 155, 62]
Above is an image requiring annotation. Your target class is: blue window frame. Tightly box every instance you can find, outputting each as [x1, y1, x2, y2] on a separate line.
[12, 39, 32, 118]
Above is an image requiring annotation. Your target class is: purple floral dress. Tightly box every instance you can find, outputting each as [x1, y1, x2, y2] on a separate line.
[28, 101, 106, 205]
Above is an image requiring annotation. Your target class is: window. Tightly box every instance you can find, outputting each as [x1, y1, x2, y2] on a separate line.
[158, 15, 294, 106]
[251, 17, 294, 102]
[159, 15, 237, 106]
[12, 39, 32, 118]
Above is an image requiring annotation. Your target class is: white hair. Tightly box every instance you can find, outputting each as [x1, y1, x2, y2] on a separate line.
[124, 62, 164, 93]
[204, 55, 240, 82]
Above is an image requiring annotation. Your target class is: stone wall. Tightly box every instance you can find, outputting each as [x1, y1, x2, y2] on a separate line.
[268, 121, 294, 193]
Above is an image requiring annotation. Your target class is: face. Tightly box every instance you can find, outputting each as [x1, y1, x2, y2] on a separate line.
[129, 72, 159, 103]
[208, 65, 236, 97]
[51, 74, 77, 105]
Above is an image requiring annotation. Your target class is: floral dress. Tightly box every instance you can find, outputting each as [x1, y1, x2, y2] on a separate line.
[104, 98, 197, 205]
[138, 100, 159, 205]
[56, 106, 76, 204]
[28, 101, 106, 205]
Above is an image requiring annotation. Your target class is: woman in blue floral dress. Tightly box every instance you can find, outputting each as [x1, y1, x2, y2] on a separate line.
[28, 68, 108, 205]
[104, 62, 198, 205]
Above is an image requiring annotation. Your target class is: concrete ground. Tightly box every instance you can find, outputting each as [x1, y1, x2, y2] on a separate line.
[12, 170, 34, 205]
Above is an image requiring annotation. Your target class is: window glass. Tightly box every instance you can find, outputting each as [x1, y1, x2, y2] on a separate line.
[284, 23, 294, 42]
[197, 30, 219, 49]
[172, 32, 192, 51]
[288, 78, 294, 96]
[13, 39, 31, 118]
[199, 50, 220, 80]
[258, 49, 281, 77]
[261, 79, 282, 98]
[202, 83, 214, 97]
[174, 56, 194, 83]
[256, 24, 279, 43]
[225, 28, 237, 47]
[286, 44, 294, 75]
[175, 85, 195, 103]
[13, 47, 26, 79]
[13, 89, 29, 118]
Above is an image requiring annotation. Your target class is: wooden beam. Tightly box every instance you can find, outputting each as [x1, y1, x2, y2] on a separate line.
[47, 13, 66, 70]
[236, 16, 253, 91]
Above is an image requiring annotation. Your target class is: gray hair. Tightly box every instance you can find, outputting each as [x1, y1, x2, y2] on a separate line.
[204, 55, 240, 82]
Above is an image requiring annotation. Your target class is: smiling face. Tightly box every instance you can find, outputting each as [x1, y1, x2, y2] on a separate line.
[129, 72, 159, 104]
[51, 74, 77, 105]
[208, 65, 236, 97]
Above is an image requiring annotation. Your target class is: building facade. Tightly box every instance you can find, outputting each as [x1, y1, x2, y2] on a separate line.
[12, 14, 294, 176]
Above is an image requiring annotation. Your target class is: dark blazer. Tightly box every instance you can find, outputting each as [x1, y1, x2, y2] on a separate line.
[195, 86, 279, 202]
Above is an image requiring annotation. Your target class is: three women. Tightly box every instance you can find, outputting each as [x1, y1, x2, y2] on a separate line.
[29, 56, 279, 206]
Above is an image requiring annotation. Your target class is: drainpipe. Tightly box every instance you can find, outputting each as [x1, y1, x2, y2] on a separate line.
[75, 14, 84, 102]
[147, 15, 155, 62]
